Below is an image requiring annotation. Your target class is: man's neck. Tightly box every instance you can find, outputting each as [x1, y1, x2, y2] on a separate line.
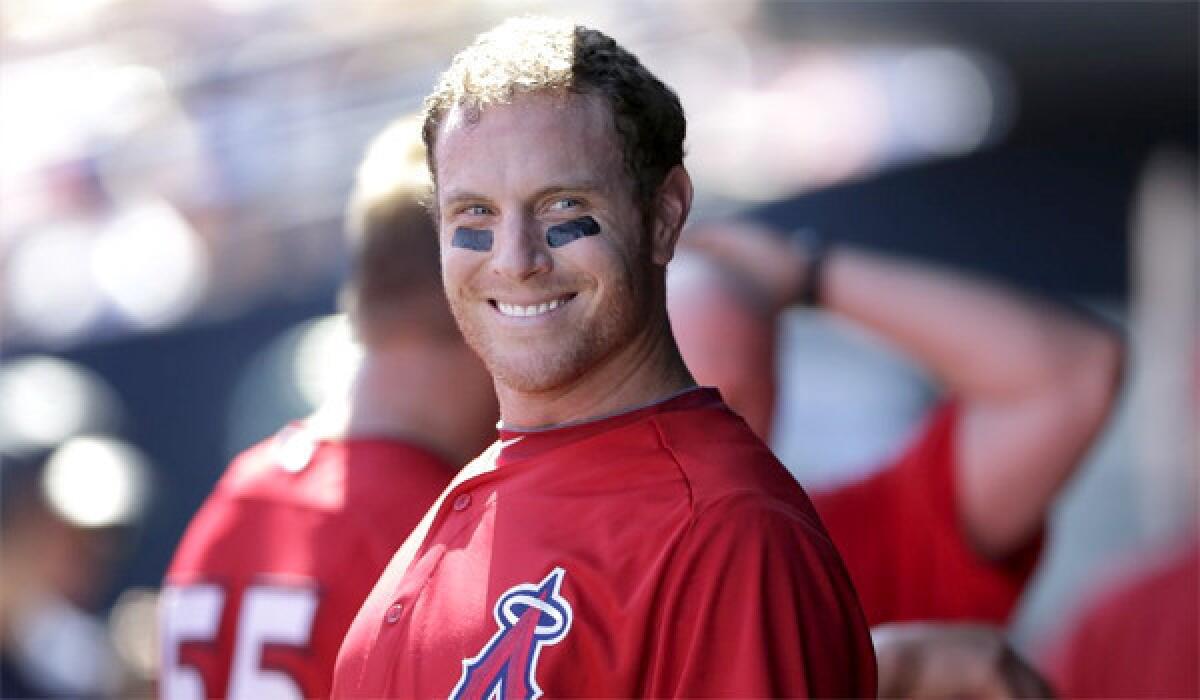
[496, 324, 696, 431]
[308, 342, 489, 466]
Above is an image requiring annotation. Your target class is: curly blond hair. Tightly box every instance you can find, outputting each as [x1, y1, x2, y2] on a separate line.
[422, 16, 686, 210]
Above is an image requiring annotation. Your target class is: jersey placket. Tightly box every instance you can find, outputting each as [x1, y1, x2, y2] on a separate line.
[373, 470, 502, 680]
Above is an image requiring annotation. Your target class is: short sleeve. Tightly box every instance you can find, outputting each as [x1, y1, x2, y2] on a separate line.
[1041, 544, 1200, 698]
[811, 402, 1042, 625]
[645, 495, 877, 698]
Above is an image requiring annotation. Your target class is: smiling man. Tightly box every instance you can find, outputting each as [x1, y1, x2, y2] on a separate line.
[331, 17, 876, 698]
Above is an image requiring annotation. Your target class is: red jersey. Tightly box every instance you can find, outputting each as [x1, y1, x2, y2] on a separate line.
[161, 425, 455, 700]
[1045, 541, 1199, 698]
[332, 388, 876, 698]
[812, 403, 1042, 625]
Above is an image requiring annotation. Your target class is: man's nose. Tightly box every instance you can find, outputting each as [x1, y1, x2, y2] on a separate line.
[490, 216, 551, 282]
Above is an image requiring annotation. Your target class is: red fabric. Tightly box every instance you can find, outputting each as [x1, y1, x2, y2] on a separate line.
[332, 388, 876, 698]
[1046, 541, 1199, 698]
[163, 427, 455, 700]
[811, 403, 1042, 626]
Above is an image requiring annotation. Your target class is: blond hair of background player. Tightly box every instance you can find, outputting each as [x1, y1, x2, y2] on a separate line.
[313, 114, 497, 459]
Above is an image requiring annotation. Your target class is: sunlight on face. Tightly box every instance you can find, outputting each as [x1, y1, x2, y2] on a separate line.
[434, 92, 655, 394]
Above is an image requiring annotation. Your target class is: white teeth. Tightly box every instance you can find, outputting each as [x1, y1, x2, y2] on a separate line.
[497, 298, 566, 317]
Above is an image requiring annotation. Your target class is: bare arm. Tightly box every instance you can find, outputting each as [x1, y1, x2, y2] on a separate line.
[824, 248, 1124, 556]
[686, 224, 1125, 558]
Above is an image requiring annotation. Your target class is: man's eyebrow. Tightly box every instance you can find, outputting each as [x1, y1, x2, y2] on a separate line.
[532, 181, 607, 201]
[440, 189, 493, 208]
[440, 181, 609, 209]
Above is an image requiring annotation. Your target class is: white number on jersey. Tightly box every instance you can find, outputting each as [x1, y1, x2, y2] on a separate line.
[160, 582, 318, 700]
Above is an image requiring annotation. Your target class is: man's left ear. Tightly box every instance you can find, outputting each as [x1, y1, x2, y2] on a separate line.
[650, 165, 693, 266]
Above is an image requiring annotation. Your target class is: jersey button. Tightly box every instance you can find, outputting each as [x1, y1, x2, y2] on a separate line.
[452, 493, 472, 511]
[385, 603, 404, 624]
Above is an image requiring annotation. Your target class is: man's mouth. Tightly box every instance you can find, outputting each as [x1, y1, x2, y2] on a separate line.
[489, 293, 577, 318]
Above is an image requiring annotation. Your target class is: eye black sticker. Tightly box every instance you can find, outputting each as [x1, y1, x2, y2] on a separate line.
[452, 227, 494, 252]
[546, 216, 600, 248]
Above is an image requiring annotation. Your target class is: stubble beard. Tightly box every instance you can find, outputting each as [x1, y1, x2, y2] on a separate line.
[448, 271, 652, 396]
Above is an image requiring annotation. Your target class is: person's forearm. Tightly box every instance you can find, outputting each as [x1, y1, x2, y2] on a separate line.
[821, 247, 1112, 400]
[681, 225, 1124, 554]
[822, 246, 1124, 556]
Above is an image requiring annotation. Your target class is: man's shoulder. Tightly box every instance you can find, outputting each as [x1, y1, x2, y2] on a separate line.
[647, 396, 765, 461]
[172, 430, 348, 558]
[647, 402, 807, 511]
[214, 426, 452, 511]
[168, 429, 450, 579]
[212, 427, 336, 507]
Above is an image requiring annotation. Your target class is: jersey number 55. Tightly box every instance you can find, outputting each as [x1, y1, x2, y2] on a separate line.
[159, 582, 317, 700]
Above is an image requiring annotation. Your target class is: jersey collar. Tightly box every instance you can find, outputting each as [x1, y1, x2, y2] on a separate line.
[495, 386, 723, 466]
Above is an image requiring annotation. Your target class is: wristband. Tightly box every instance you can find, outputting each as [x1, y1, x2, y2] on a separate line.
[793, 228, 829, 307]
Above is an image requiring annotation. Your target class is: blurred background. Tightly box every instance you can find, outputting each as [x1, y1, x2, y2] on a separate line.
[0, 0, 1195, 695]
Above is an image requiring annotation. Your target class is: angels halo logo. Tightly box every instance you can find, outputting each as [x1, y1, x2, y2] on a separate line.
[450, 567, 573, 700]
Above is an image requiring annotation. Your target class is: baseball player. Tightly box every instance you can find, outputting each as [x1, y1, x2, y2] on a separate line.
[159, 118, 498, 700]
[331, 17, 876, 699]
[670, 221, 1124, 625]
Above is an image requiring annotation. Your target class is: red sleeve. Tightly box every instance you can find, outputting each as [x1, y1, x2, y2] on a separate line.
[1041, 544, 1199, 698]
[645, 495, 877, 698]
[1042, 597, 1110, 698]
[811, 402, 1042, 626]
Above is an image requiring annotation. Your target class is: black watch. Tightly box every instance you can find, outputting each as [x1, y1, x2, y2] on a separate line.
[792, 228, 829, 307]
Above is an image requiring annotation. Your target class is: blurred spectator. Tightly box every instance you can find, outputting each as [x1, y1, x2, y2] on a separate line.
[874, 622, 1054, 699]
[669, 221, 1123, 625]
[159, 116, 497, 699]
[1036, 150, 1198, 700]
[1, 442, 147, 698]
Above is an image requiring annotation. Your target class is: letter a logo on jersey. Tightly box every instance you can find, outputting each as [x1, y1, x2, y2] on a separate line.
[450, 567, 573, 700]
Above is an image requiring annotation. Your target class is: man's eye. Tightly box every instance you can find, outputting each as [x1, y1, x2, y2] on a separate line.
[549, 197, 581, 211]
[464, 205, 491, 216]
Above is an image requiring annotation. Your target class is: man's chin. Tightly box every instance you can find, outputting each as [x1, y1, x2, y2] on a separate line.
[489, 356, 585, 395]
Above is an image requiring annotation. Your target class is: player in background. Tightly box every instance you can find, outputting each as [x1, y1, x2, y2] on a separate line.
[159, 117, 498, 700]
[333, 17, 875, 698]
[669, 221, 1124, 625]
